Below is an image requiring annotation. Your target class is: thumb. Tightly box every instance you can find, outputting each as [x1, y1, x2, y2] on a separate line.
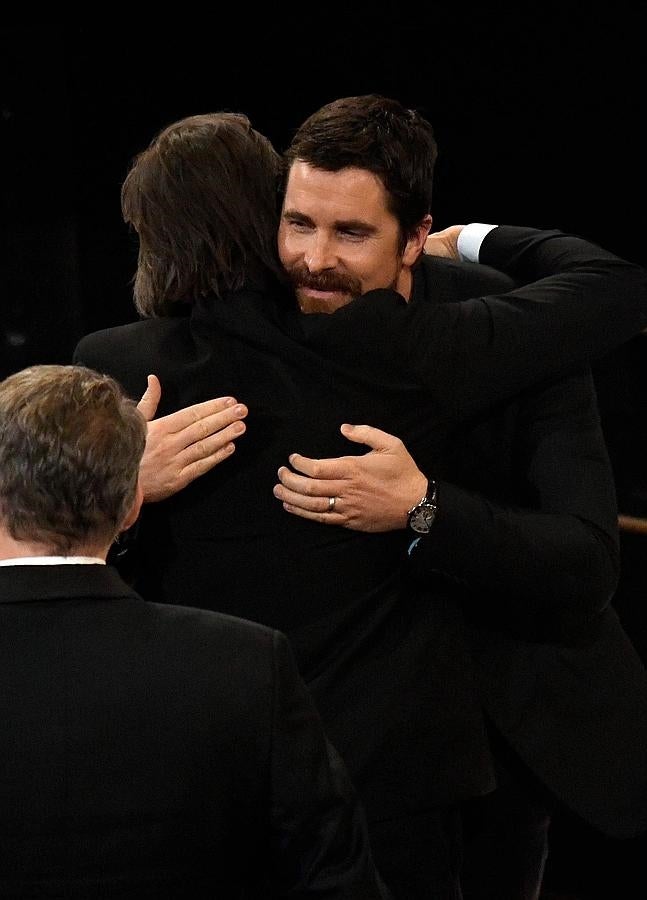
[340, 423, 398, 452]
[137, 374, 161, 422]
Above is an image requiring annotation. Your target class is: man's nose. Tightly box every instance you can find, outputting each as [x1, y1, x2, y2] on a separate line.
[304, 235, 336, 273]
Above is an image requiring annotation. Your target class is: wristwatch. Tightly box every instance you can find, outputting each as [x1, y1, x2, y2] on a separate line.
[406, 481, 437, 534]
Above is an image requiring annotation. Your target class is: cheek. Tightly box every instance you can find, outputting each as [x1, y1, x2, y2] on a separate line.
[276, 227, 291, 265]
[277, 227, 297, 266]
[357, 253, 399, 292]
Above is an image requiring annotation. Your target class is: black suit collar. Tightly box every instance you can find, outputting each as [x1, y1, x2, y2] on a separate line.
[0, 564, 141, 605]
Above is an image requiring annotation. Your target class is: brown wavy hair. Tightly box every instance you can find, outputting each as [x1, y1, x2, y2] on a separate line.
[122, 112, 285, 317]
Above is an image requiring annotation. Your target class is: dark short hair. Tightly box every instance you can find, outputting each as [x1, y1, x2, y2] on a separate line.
[122, 112, 285, 317]
[0, 365, 146, 554]
[284, 95, 438, 246]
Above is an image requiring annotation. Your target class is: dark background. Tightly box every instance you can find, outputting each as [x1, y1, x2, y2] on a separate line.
[2, 16, 646, 899]
[3, 15, 645, 368]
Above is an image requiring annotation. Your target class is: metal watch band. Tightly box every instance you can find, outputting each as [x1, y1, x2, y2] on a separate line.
[406, 480, 438, 534]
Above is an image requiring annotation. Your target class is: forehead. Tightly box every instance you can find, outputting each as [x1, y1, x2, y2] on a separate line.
[283, 161, 393, 224]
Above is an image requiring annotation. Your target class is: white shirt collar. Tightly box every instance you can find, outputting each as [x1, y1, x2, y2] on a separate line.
[0, 556, 106, 567]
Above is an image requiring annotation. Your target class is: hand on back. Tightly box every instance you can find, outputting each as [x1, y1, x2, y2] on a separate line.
[137, 375, 248, 502]
[273, 424, 428, 533]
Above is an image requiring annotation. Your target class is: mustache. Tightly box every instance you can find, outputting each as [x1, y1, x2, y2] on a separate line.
[287, 265, 362, 296]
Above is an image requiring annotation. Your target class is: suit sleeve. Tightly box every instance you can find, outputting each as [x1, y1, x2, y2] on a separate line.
[266, 630, 391, 898]
[409, 367, 620, 643]
[453, 226, 647, 414]
[353, 226, 647, 419]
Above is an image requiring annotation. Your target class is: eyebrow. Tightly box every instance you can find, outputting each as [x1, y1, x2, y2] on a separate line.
[282, 209, 377, 234]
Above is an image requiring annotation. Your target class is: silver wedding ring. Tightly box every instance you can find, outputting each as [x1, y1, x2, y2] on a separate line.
[328, 496, 336, 512]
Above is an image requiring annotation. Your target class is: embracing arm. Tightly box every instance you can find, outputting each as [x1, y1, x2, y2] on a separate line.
[275, 369, 619, 637]
[436, 222, 647, 349]
[358, 224, 647, 418]
[451, 224, 647, 410]
[408, 368, 620, 637]
[274, 425, 427, 532]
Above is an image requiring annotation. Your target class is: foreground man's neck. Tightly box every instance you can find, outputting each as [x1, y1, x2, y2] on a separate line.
[0, 529, 109, 563]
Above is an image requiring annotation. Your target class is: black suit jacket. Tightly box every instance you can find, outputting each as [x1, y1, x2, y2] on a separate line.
[408, 246, 647, 837]
[74, 226, 647, 831]
[0, 565, 388, 898]
[409, 358, 647, 837]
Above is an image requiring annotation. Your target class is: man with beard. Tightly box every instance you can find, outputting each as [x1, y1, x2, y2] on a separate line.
[75, 100, 647, 899]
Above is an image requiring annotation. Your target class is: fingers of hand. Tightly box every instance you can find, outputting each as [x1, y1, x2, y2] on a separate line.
[286, 452, 319, 476]
[275, 466, 340, 498]
[158, 397, 246, 436]
[340, 424, 397, 452]
[186, 396, 245, 425]
[177, 403, 247, 449]
[287, 452, 357, 480]
[145, 410, 246, 476]
[179, 440, 238, 487]
[273, 474, 343, 522]
[142, 424, 242, 500]
[279, 497, 342, 524]
[185, 418, 246, 465]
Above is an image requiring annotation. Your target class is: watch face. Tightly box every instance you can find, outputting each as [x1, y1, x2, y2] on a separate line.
[409, 504, 435, 534]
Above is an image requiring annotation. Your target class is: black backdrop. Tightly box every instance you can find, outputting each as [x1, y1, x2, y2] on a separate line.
[2, 16, 646, 899]
[3, 15, 645, 367]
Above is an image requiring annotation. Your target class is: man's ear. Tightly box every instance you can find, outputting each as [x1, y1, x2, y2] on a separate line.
[120, 479, 144, 533]
[402, 214, 433, 267]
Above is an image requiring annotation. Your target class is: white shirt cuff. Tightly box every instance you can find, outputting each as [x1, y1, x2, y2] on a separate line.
[457, 223, 498, 262]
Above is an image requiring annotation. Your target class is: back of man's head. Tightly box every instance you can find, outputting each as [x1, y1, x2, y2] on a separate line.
[122, 111, 286, 317]
[284, 94, 438, 237]
[0, 365, 146, 555]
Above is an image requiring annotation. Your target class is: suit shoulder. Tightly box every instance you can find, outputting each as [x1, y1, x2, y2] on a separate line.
[418, 253, 516, 303]
[73, 318, 191, 399]
[75, 318, 183, 358]
[146, 600, 280, 651]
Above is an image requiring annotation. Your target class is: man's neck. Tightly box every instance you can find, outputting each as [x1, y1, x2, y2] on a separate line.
[0, 530, 109, 562]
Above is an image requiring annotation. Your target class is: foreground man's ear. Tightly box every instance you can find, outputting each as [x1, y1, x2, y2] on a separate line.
[120, 479, 144, 533]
